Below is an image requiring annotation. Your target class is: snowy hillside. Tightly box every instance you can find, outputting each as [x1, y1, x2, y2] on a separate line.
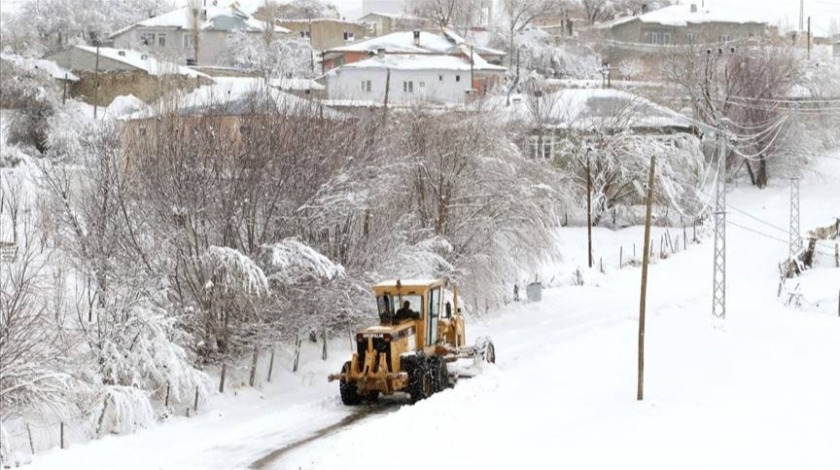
[15, 150, 840, 470]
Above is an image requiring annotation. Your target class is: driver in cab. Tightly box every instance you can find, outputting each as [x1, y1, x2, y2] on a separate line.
[395, 301, 420, 320]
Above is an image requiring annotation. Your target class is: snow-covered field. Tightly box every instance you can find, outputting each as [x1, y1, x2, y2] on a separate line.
[17, 151, 840, 470]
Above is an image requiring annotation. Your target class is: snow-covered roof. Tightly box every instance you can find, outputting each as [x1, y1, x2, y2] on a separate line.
[269, 77, 325, 91]
[495, 88, 693, 131]
[333, 54, 505, 73]
[72, 46, 207, 78]
[358, 11, 426, 21]
[326, 29, 505, 58]
[0, 53, 79, 81]
[110, 6, 289, 38]
[140, 77, 342, 118]
[598, 4, 768, 29]
[373, 279, 444, 289]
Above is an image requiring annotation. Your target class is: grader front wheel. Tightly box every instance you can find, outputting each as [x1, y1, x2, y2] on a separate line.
[339, 361, 363, 405]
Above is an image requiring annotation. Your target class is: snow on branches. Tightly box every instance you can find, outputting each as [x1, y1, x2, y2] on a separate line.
[257, 239, 345, 285]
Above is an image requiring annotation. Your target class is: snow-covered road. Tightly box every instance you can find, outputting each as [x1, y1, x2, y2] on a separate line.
[22, 152, 840, 470]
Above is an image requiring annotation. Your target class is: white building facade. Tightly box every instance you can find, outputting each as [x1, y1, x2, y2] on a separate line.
[325, 54, 505, 105]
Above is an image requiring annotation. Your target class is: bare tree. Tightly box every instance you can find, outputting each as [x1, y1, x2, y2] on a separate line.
[663, 38, 801, 188]
[406, 0, 484, 30]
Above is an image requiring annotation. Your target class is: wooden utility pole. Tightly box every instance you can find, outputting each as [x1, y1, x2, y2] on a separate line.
[93, 44, 100, 119]
[587, 154, 593, 268]
[638, 155, 656, 401]
[807, 17, 811, 60]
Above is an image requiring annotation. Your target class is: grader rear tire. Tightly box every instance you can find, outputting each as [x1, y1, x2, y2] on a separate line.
[430, 357, 449, 392]
[339, 362, 363, 406]
[408, 360, 435, 403]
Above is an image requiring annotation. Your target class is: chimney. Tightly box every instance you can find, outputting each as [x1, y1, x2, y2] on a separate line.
[413, 30, 420, 47]
[377, 47, 385, 59]
[690, 4, 698, 13]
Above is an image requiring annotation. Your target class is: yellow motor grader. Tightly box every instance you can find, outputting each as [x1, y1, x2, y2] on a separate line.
[328, 279, 495, 405]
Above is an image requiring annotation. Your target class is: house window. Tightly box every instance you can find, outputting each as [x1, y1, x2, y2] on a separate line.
[686, 33, 699, 44]
[361, 80, 371, 92]
[720, 34, 731, 44]
[403, 81, 414, 93]
[140, 32, 155, 46]
[183, 35, 194, 49]
[528, 135, 554, 160]
[649, 31, 672, 45]
[157, 33, 167, 47]
[455, 75, 461, 82]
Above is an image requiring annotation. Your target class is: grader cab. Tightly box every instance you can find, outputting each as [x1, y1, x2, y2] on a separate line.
[328, 279, 495, 405]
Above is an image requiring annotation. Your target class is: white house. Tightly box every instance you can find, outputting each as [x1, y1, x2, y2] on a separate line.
[324, 52, 505, 106]
[109, 5, 289, 66]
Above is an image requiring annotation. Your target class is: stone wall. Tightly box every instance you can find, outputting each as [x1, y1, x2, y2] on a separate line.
[70, 70, 207, 106]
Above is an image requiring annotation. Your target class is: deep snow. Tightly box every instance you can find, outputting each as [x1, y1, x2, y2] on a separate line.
[16, 151, 840, 470]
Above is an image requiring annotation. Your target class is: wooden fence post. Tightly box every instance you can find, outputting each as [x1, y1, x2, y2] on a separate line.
[249, 346, 259, 387]
[633, 243, 636, 257]
[267, 349, 276, 383]
[321, 329, 328, 361]
[620, 246, 623, 268]
[219, 364, 227, 393]
[599, 257, 604, 274]
[60, 422, 65, 449]
[835, 243, 839, 268]
[164, 382, 170, 408]
[26, 423, 35, 454]
[193, 386, 199, 413]
[186, 407, 190, 418]
[293, 336, 302, 372]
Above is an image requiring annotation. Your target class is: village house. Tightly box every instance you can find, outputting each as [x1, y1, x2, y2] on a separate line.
[357, 12, 433, 37]
[593, 3, 771, 78]
[109, 5, 290, 66]
[321, 29, 505, 73]
[46, 46, 209, 106]
[272, 18, 369, 51]
[499, 88, 695, 161]
[324, 50, 505, 106]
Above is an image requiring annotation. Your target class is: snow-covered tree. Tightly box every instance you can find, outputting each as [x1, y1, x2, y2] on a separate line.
[222, 31, 314, 79]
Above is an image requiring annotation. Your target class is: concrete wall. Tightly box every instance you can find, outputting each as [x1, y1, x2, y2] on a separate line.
[70, 70, 204, 107]
[327, 66, 496, 105]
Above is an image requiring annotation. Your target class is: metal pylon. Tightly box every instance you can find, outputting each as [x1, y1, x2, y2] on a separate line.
[789, 178, 801, 259]
[712, 125, 727, 319]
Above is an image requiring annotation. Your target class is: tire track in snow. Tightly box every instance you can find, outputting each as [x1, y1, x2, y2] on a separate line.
[249, 401, 400, 469]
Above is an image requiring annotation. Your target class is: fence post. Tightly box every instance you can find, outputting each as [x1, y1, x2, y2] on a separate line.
[293, 336, 302, 372]
[633, 243, 636, 257]
[219, 364, 227, 393]
[835, 243, 839, 268]
[620, 246, 623, 268]
[599, 257, 604, 274]
[26, 423, 35, 454]
[186, 407, 190, 418]
[249, 346, 259, 387]
[683, 225, 688, 249]
[193, 386, 199, 413]
[165, 382, 171, 408]
[60, 422, 65, 449]
[321, 329, 328, 361]
[267, 349, 276, 383]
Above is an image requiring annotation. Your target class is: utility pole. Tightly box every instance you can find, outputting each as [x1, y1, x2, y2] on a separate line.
[807, 17, 811, 59]
[712, 121, 728, 319]
[789, 177, 802, 259]
[93, 42, 101, 119]
[587, 151, 593, 268]
[638, 155, 656, 401]
[799, 0, 804, 31]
